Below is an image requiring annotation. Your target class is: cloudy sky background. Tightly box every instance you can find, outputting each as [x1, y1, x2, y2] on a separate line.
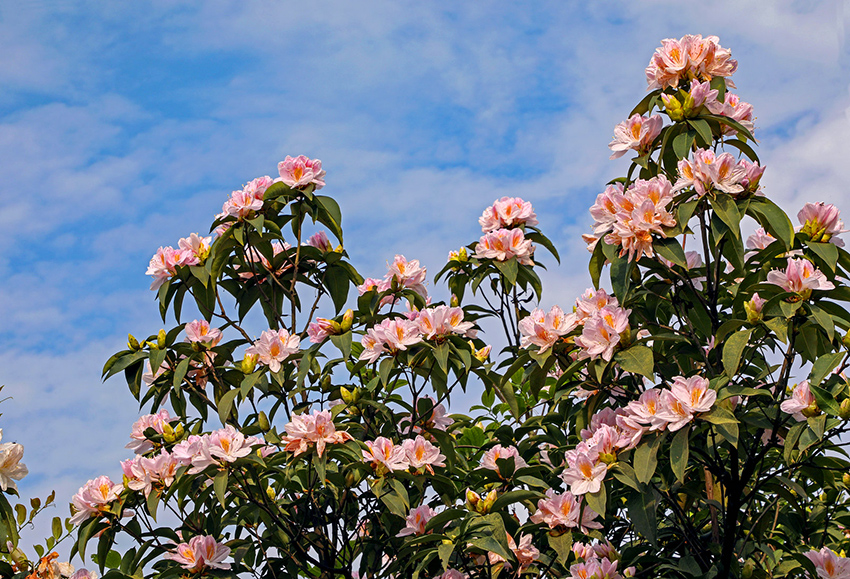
[1, 0, 849, 558]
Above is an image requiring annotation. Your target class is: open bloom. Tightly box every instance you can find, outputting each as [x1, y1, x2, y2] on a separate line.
[674, 149, 747, 197]
[767, 257, 834, 295]
[164, 535, 230, 572]
[362, 437, 410, 472]
[70, 476, 124, 525]
[780, 380, 816, 421]
[417, 305, 476, 339]
[668, 375, 716, 414]
[126, 409, 173, 454]
[475, 228, 535, 265]
[282, 410, 353, 456]
[481, 444, 527, 474]
[246, 328, 301, 373]
[608, 114, 663, 159]
[519, 305, 578, 352]
[184, 320, 222, 346]
[276, 155, 326, 190]
[805, 547, 850, 579]
[574, 305, 631, 361]
[0, 430, 27, 492]
[798, 202, 846, 246]
[397, 505, 437, 537]
[479, 197, 539, 232]
[561, 452, 607, 495]
[146, 246, 192, 290]
[178, 233, 212, 264]
[530, 489, 603, 533]
[402, 436, 446, 474]
[645, 34, 737, 90]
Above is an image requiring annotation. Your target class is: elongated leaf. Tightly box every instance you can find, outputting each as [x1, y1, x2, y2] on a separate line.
[589, 237, 607, 289]
[670, 427, 690, 482]
[723, 138, 759, 162]
[689, 118, 713, 146]
[214, 470, 228, 507]
[748, 198, 794, 249]
[628, 490, 658, 546]
[701, 405, 738, 425]
[809, 351, 845, 386]
[217, 388, 240, 425]
[723, 328, 752, 377]
[809, 304, 835, 341]
[654, 237, 687, 268]
[314, 195, 344, 243]
[808, 241, 839, 273]
[490, 490, 543, 513]
[634, 436, 661, 484]
[712, 194, 741, 239]
[614, 345, 654, 378]
[585, 484, 606, 517]
[324, 265, 350, 314]
[494, 258, 518, 286]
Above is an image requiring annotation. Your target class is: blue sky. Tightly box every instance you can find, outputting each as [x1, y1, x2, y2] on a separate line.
[1, 0, 849, 557]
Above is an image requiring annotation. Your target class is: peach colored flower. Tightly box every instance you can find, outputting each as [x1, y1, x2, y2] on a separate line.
[362, 437, 410, 472]
[417, 305, 476, 339]
[397, 505, 437, 537]
[480, 444, 527, 473]
[164, 535, 230, 572]
[574, 305, 631, 361]
[805, 547, 850, 579]
[474, 228, 535, 265]
[767, 257, 834, 294]
[246, 328, 301, 373]
[282, 410, 353, 457]
[746, 227, 776, 251]
[645, 35, 737, 90]
[656, 390, 694, 432]
[530, 489, 602, 532]
[608, 114, 663, 159]
[126, 410, 173, 454]
[798, 202, 845, 246]
[669, 375, 716, 414]
[519, 305, 578, 352]
[561, 452, 607, 495]
[184, 320, 222, 346]
[402, 436, 446, 474]
[70, 476, 124, 525]
[479, 197, 538, 232]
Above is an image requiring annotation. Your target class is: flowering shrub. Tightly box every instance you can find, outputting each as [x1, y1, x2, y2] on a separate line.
[5, 36, 848, 579]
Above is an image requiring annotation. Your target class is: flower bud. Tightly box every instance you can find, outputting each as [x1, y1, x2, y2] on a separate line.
[682, 92, 696, 117]
[157, 329, 167, 349]
[162, 422, 176, 443]
[471, 343, 492, 363]
[458, 247, 468, 261]
[598, 452, 617, 465]
[479, 489, 498, 514]
[340, 386, 355, 404]
[820, 492, 828, 502]
[662, 93, 684, 121]
[128, 334, 141, 351]
[335, 244, 344, 253]
[842, 473, 850, 486]
[465, 489, 480, 510]
[174, 423, 184, 440]
[619, 325, 632, 347]
[802, 400, 820, 418]
[624, 567, 637, 578]
[241, 353, 259, 374]
[340, 309, 354, 332]
[840, 399, 850, 420]
[843, 332, 850, 350]
[450, 294, 459, 307]
[742, 560, 754, 579]
[744, 293, 765, 324]
[266, 486, 276, 501]
[258, 411, 270, 432]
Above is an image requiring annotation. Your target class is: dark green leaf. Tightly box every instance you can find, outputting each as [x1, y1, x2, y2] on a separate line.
[614, 345, 654, 378]
[634, 436, 661, 484]
[670, 426, 690, 482]
[654, 237, 687, 268]
[722, 328, 752, 377]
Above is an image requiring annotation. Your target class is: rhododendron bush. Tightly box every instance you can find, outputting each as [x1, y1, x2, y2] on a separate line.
[7, 36, 850, 579]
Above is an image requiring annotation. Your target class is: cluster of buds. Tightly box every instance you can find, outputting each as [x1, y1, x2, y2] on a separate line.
[307, 309, 354, 344]
[466, 489, 498, 514]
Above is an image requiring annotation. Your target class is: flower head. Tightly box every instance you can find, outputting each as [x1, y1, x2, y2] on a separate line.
[276, 155, 326, 190]
[608, 114, 663, 159]
[164, 535, 230, 572]
[246, 328, 301, 373]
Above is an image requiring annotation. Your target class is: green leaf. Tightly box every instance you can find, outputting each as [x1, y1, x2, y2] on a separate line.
[808, 241, 839, 273]
[217, 388, 240, 425]
[433, 342, 449, 375]
[654, 237, 687, 268]
[494, 258, 518, 286]
[634, 436, 661, 484]
[722, 328, 751, 377]
[701, 405, 738, 425]
[329, 331, 353, 360]
[672, 130, 695, 159]
[323, 266, 351, 314]
[547, 532, 573, 566]
[670, 426, 690, 482]
[628, 489, 658, 546]
[688, 118, 713, 146]
[809, 304, 835, 341]
[314, 195, 344, 243]
[585, 484, 606, 517]
[614, 345, 654, 378]
[609, 252, 633, 300]
[490, 490, 543, 513]
[610, 463, 641, 491]
[589, 237, 606, 289]
[145, 489, 160, 522]
[809, 382, 842, 416]
[214, 470, 228, 507]
[723, 139, 759, 162]
[784, 421, 806, 463]
[810, 352, 845, 386]
[748, 198, 794, 249]
[379, 357, 393, 385]
[712, 194, 741, 239]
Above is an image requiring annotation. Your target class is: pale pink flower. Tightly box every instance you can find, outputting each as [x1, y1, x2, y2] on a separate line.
[519, 305, 578, 352]
[417, 305, 476, 339]
[246, 328, 301, 373]
[397, 505, 436, 537]
[474, 228, 535, 265]
[480, 444, 527, 474]
[738, 159, 766, 193]
[122, 450, 180, 497]
[208, 425, 256, 463]
[357, 277, 391, 296]
[530, 489, 603, 532]
[146, 246, 190, 290]
[386, 254, 428, 298]
[433, 570, 468, 579]
[780, 380, 816, 421]
[224, 189, 263, 219]
[307, 317, 337, 343]
[171, 434, 216, 474]
[561, 452, 607, 495]
[359, 318, 423, 363]
[574, 288, 619, 323]
[164, 535, 230, 572]
[624, 389, 667, 432]
[479, 197, 538, 232]
[805, 548, 850, 579]
[601, 176, 676, 262]
[669, 375, 716, 414]
[401, 436, 446, 474]
[306, 231, 333, 252]
[184, 320, 222, 346]
[608, 114, 663, 159]
[574, 305, 631, 362]
[707, 92, 755, 136]
[362, 437, 410, 472]
[745, 292, 766, 322]
[746, 227, 776, 251]
[126, 410, 173, 454]
[569, 560, 602, 579]
[276, 155, 326, 190]
[798, 202, 846, 246]
[400, 396, 454, 434]
[588, 183, 624, 236]
[646, 35, 737, 90]
[675, 149, 745, 196]
[0, 430, 27, 492]
[686, 79, 719, 110]
[244, 175, 274, 200]
[69, 570, 97, 579]
[70, 476, 124, 525]
[510, 534, 540, 572]
[177, 233, 212, 264]
[656, 390, 694, 432]
[767, 257, 834, 294]
[282, 410, 353, 457]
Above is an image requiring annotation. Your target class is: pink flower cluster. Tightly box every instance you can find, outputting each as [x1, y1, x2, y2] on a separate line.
[585, 176, 676, 262]
[707, 92, 755, 136]
[146, 233, 213, 290]
[396, 504, 437, 537]
[480, 444, 527, 476]
[747, 227, 776, 252]
[281, 409, 354, 457]
[623, 375, 717, 433]
[126, 409, 173, 454]
[478, 197, 538, 232]
[474, 228, 534, 265]
[780, 380, 816, 421]
[484, 534, 539, 573]
[608, 114, 663, 160]
[238, 240, 292, 280]
[362, 435, 446, 474]
[530, 489, 603, 533]
[569, 547, 633, 579]
[674, 149, 765, 197]
[164, 535, 230, 572]
[171, 425, 267, 475]
[184, 319, 223, 346]
[246, 328, 301, 373]
[121, 450, 180, 498]
[805, 548, 850, 579]
[70, 476, 124, 525]
[767, 257, 834, 295]
[360, 318, 423, 363]
[357, 255, 428, 302]
[799, 202, 846, 246]
[645, 34, 737, 90]
[519, 305, 578, 352]
[216, 176, 273, 224]
[411, 304, 477, 340]
[276, 155, 326, 190]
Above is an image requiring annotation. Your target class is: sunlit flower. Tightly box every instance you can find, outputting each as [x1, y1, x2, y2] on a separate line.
[530, 489, 603, 532]
[164, 535, 230, 572]
[282, 410, 353, 457]
[798, 202, 846, 246]
[0, 430, 27, 492]
[474, 228, 535, 265]
[70, 476, 123, 525]
[574, 305, 631, 361]
[401, 436, 446, 474]
[561, 452, 607, 495]
[780, 380, 816, 422]
[126, 410, 173, 454]
[397, 505, 436, 537]
[805, 547, 850, 579]
[767, 257, 834, 295]
[479, 197, 538, 232]
[184, 319, 222, 346]
[246, 328, 301, 373]
[645, 34, 737, 90]
[177, 233, 212, 264]
[519, 305, 578, 352]
[608, 114, 663, 159]
[276, 155, 326, 190]
[362, 437, 410, 473]
[669, 375, 716, 414]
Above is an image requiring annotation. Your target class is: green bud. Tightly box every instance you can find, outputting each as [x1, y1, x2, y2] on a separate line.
[340, 309, 354, 332]
[802, 400, 820, 418]
[162, 422, 176, 443]
[662, 93, 684, 121]
[843, 332, 850, 350]
[450, 294, 459, 307]
[241, 354, 258, 374]
[174, 423, 185, 440]
[258, 411, 270, 432]
[157, 329, 167, 349]
[266, 486, 276, 501]
[842, 473, 850, 486]
[742, 560, 755, 579]
[682, 92, 696, 117]
[458, 247, 468, 261]
[839, 399, 850, 420]
[128, 334, 141, 351]
[598, 452, 618, 465]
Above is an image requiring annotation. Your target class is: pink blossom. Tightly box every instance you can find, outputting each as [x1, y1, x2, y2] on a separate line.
[480, 444, 527, 474]
[362, 437, 410, 473]
[359, 318, 423, 363]
[656, 390, 694, 432]
[306, 231, 334, 252]
[624, 389, 667, 432]
[244, 175, 274, 200]
[509, 534, 540, 572]
[126, 409, 172, 454]
[386, 254, 428, 298]
[738, 159, 766, 193]
[805, 547, 850, 579]
[208, 425, 257, 463]
[608, 114, 663, 159]
[645, 35, 737, 90]
[224, 189, 263, 219]
[397, 505, 437, 537]
[575, 288, 619, 323]
[519, 305, 578, 352]
[530, 489, 603, 532]
[307, 318, 338, 344]
[146, 246, 191, 290]
[767, 257, 834, 294]
[246, 328, 301, 373]
[177, 233, 212, 264]
[417, 305, 476, 339]
[574, 305, 631, 362]
[164, 535, 230, 572]
[780, 380, 816, 421]
[401, 436, 446, 474]
[433, 570, 468, 579]
[184, 320, 222, 346]
[282, 410, 353, 457]
[561, 452, 607, 495]
[707, 92, 755, 136]
[474, 228, 535, 265]
[171, 434, 216, 474]
[674, 149, 746, 197]
[479, 197, 538, 232]
[669, 375, 716, 414]
[121, 450, 180, 497]
[276, 155, 326, 190]
[799, 202, 846, 246]
[746, 227, 776, 251]
[357, 277, 391, 296]
[400, 396, 454, 434]
[745, 292, 766, 322]
[70, 476, 124, 525]
[69, 570, 97, 579]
